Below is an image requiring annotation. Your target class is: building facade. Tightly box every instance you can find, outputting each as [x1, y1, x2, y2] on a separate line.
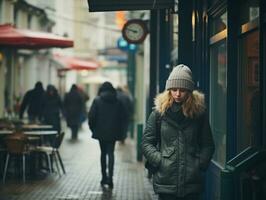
[88, 0, 266, 199]
[172, 0, 265, 199]
[0, 0, 56, 117]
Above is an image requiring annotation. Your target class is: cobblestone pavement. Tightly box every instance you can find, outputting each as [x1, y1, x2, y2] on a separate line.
[0, 123, 157, 200]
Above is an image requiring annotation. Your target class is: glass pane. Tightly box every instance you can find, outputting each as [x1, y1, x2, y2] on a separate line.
[239, 0, 259, 25]
[171, 14, 178, 65]
[210, 40, 227, 166]
[238, 31, 260, 152]
[173, 14, 178, 50]
[210, 12, 227, 36]
[0, 1, 2, 23]
[208, 0, 219, 6]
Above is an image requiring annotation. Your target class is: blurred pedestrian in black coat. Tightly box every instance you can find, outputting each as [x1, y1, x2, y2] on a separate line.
[64, 84, 84, 140]
[88, 81, 127, 189]
[77, 85, 90, 125]
[42, 85, 63, 134]
[116, 86, 134, 143]
[19, 81, 45, 123]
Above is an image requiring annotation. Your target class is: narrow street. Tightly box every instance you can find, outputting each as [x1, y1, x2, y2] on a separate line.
[0, 122, 156, 200]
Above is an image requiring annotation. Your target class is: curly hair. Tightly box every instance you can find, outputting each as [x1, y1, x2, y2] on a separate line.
[154, 90, 206, 119]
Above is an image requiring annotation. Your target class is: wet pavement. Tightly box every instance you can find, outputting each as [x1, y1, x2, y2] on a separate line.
[0, 122, 157, 200]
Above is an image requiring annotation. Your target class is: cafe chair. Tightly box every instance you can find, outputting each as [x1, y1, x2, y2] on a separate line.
[34, 132, 66, 176]
[54, 131, 66, 174]
[3, 133, 30, 183]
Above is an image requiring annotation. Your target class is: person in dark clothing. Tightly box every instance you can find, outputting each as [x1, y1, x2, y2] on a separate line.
[116, 86, 134, 143]
[77, 85, 90, 125]
[42, 85, 63, 134]
[88, 81, 126, 189]
[142, 65, 215, 200]
[64, 84, 83, 140]
[19, 81, 45, 123]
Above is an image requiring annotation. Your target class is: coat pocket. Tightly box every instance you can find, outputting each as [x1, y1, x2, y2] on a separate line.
[162, 147, 175, 158]
[160, 147, 176, 172]
[154, 147, 176, 185]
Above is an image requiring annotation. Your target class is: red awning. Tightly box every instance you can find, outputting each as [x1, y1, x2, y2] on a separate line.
[0, 24, 73, 49]
[54, 54, 100, 71]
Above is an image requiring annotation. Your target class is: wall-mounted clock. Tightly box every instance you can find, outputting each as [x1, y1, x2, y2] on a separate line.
[122, 19, 148, 44]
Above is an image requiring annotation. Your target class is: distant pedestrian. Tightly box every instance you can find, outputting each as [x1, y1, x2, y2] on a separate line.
[142, 64, 215, 200]
[42, 85, 63, 134]
[77, 85, 90, 125]
[116, 86, 134, 143]
[88, 81, 126, 189]
[19, 81, 45, 123]
[64, 84, 83, 140]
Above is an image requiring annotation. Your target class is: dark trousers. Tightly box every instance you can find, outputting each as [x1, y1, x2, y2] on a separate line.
[158, 193, 200, 200]
[99, 141, 116, 178]
[70, 125, 78, 139]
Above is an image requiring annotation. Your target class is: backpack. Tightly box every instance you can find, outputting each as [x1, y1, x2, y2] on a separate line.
[144, 111, 162, 174]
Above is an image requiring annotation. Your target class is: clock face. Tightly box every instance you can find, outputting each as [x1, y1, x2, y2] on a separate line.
[122, 19, 148, 44]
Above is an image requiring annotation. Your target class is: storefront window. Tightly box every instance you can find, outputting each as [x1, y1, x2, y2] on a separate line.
[210, 40, 227, 166]
[172, 14, 178, 49]
[208, 0, 220, 5]
[210, 12, 227, 37]
[0, 0, 2, 23]
[171, 14, 178, 65]
[239, 0, 259, 25]
[238, 30, 260, 152]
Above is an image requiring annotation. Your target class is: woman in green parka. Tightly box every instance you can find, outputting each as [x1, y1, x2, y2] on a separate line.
[142, 64, 215, 200]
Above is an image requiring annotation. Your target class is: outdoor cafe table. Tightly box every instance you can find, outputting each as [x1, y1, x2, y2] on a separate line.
[0, 130, 58, 146]
[0, 124, 54, 135]
[0, 129, 58, 179]
[0, 130, 57, 135]
[22, 124, 54, 131]
[24, 130, 57, 136]
[23, 130, 58, 145]
[0, 130, 12, 135]
[0, 130, 58, 178]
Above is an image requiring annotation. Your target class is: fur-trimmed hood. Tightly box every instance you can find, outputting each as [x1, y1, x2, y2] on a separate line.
[154, 90, 206, 118]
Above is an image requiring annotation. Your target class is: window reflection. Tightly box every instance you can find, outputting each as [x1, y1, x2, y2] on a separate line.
[210, 12, 227, 36]
[238, 31, 260, 152]
[239, 0, 259, 25]
[210, 41, 227, 166]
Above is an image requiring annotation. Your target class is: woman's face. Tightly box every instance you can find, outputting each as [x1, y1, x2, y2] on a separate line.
[170, 88, 189, 103]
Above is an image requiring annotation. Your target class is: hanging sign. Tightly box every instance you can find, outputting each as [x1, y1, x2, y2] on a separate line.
[87, 0, 175, 12]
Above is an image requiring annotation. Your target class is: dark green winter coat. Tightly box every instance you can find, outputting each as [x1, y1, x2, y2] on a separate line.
[142, 91, 215, 197]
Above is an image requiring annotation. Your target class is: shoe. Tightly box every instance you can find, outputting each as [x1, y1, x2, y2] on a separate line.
[100, 177, 108, 186]
[107, 178, 113, 189]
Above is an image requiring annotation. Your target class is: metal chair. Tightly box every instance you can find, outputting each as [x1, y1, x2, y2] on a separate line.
[3, 133, 29, 183]
[53, 131, 66, 174]
[34, 132, 66, 175]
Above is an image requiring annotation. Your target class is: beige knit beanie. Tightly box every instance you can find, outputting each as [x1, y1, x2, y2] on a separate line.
[165, 64, 194, 91]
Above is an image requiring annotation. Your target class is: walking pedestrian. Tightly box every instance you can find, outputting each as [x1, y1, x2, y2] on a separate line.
[116, 86, 134, 144]
[142, 64, 215, 200]
[77, 85, 90, 126]
[64, 84, 84, 140]
[88, 81, 126, 189]
[19, 81, 45, 123]
[41, 85, 63, 134]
